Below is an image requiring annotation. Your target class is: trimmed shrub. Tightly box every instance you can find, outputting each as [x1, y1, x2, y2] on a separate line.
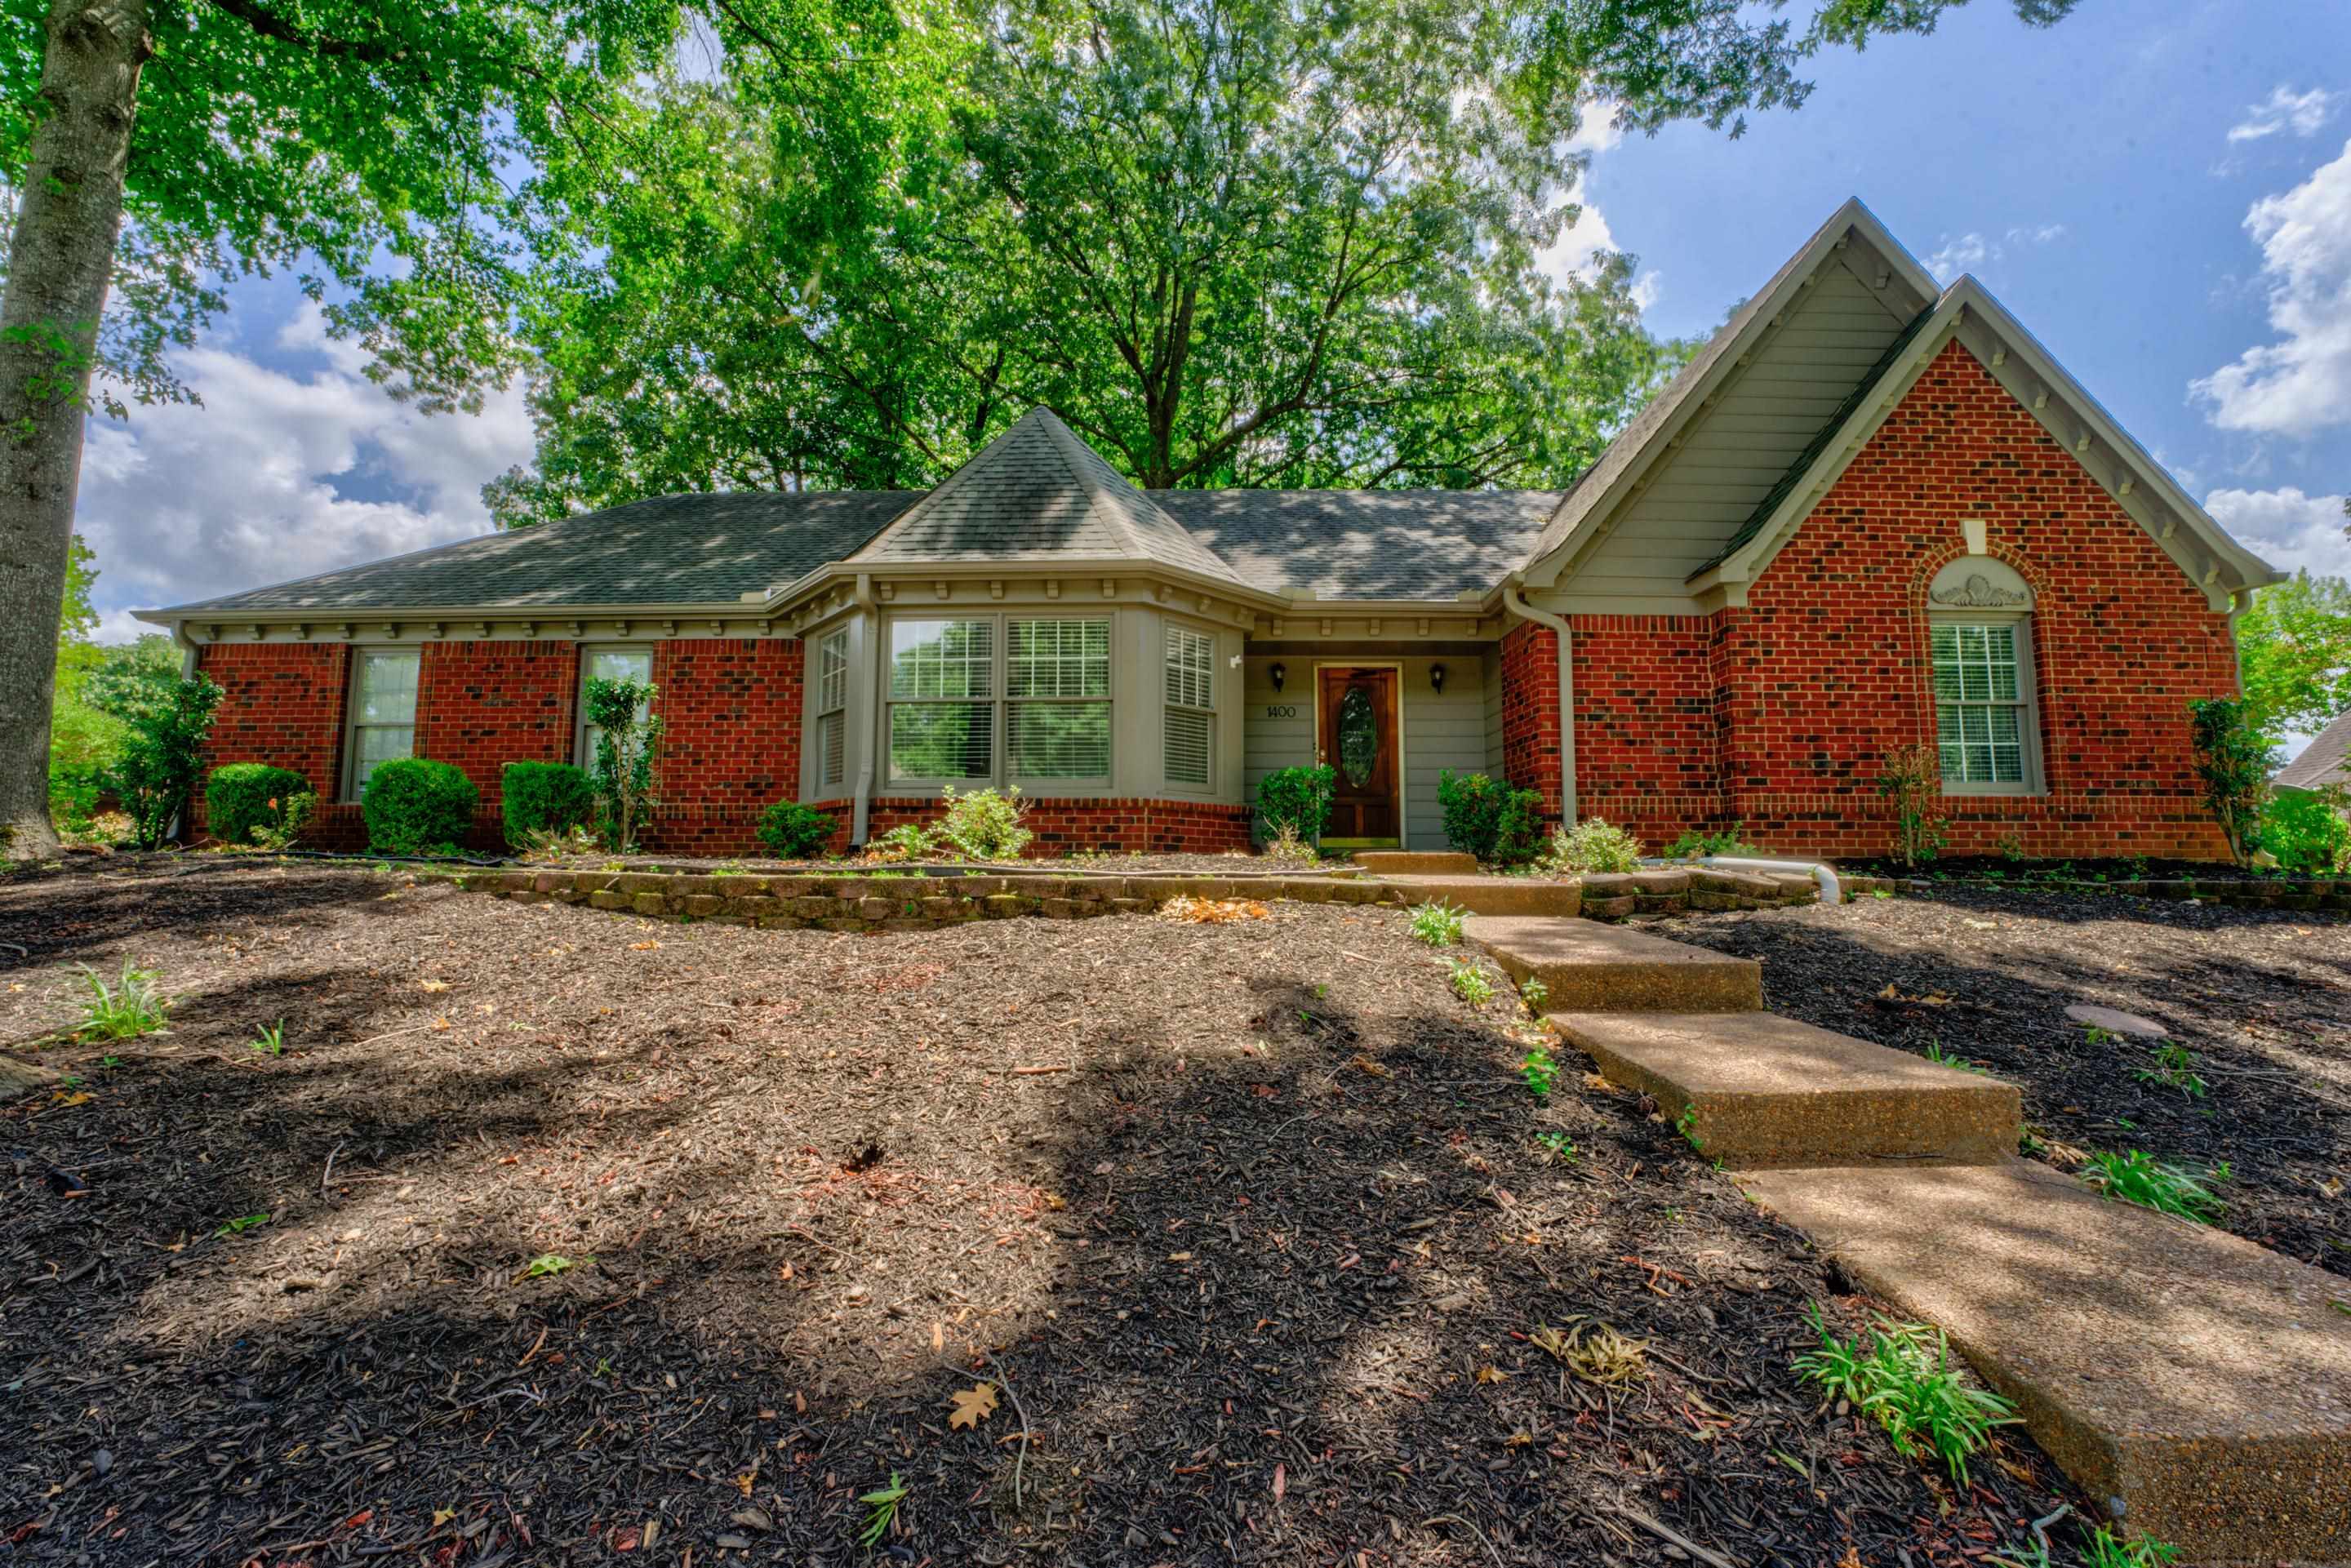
[1436, 770, 1545, 865]
[501, 761, 597, 850]
[758, 799, 838, 859]
[1256, 763, 1335, 842]
[362, 758, 479, 855]
[936, 785, 1030, 860]
[205, 763, 312, 847]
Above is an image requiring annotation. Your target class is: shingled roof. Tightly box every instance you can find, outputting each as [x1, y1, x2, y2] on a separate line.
[161, 490, 919, 614]
[2275, 709, 2351, 793]
[1159, 489, 1562, 599]
[848, 408, 1247, 588]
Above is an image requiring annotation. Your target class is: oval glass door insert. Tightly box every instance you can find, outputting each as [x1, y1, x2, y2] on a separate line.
[1337, 685, 1377, 788]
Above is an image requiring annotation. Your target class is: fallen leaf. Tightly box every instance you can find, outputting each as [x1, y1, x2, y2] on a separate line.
[629, 939, 660, 951]
[433, 1508, 456, 1527]
[430, 1017, 451, 1032]
[931, 1321, 944, 1352]
[1272, 1462, 1287, 1502]
[419, 979, 451, 993]
[52, 1090, 91, 1107]
[1473, 1365, 1509, 1384]
[948, 1382, 998, 1429]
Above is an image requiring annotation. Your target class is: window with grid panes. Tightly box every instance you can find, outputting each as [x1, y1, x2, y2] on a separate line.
[815, 629, 850, 790]
[888, 619, 996, 781]
[1931, 622, 2035, 788]
[1163, 625, 1215, 788]
[346, 649, 419, 799]
[1007, 620, 1111, 780]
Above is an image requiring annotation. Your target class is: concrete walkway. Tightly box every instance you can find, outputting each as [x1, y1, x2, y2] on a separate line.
[1464, 914, 2351, 1565]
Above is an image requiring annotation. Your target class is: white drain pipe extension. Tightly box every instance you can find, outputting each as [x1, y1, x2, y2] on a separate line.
[1500, 583, 1575, 827]
[1695, 855, 1844, 906]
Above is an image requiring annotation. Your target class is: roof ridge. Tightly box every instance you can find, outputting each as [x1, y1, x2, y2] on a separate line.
[1036, 409, 1154, 561]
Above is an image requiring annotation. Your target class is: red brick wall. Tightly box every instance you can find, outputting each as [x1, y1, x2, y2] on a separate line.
[415, 642, 580, 825]
[1544, 336, 2238, 861]
[194, 642, 358, 846]
[1571, 615, 1718, 842]
[640, 639, 806, 854]
[793, 797, 1253, 858]
[1498, 620, 1563, 820]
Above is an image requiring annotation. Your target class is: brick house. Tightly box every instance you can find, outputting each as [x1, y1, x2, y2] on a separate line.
[141, 201, 2279, 860]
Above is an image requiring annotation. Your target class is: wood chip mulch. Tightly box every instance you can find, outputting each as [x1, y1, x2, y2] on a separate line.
[4, 860, 2077, 1566]
[1669, 883, 2351, 1277]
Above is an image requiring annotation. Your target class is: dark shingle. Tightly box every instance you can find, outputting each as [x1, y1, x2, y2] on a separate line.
[1158, 490, 1563, 600]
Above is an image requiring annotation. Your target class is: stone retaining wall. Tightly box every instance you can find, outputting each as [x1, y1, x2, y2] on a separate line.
[454, 864, 1828, 931]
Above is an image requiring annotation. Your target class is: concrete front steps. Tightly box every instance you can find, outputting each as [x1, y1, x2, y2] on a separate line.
[1548, 1010, 2020, 1167]
[1469, 914, 2351, 1566]
[1742, 1162, 2351, 1564]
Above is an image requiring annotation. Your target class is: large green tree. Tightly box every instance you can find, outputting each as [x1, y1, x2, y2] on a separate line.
[2238, 570, 2351, 740]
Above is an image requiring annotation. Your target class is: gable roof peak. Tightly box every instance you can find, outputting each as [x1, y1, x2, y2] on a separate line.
[848, 406, 1247, 587]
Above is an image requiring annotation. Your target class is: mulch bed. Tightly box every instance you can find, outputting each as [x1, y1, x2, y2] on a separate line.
[1669, 885, 2351, 1277]
[1, 860, 2080, 1567]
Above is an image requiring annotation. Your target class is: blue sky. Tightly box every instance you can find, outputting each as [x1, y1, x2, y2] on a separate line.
[78, 0, 2351, 709]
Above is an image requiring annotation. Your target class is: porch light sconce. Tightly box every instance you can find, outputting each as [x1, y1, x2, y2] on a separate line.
[1429, 662, 1447, 695]
[1269, 662, 1287, 693]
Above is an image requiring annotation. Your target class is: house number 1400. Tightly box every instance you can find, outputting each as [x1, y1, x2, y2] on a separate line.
[1264, 704, 1298, 719]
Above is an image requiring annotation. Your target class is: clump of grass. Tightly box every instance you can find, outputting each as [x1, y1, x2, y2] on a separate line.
[1792, 1304, 2019, 1483]
[1450, 958, 1494, 1007]
[248, 1019, 287, 1057]
[1531, 1318, 1648, 1387]
[2080, 1148, 2227, 1223]
[1922, 1041, 1989, 1076]
[857, 1472, 908, 1547]
[2131, 1041, 2207, 1098]
[74, 962, 170, 1041]
[2082, 1526, 2181, 1568]
[1410, 899, 1466, 947]
[1260, 822, 1320, 868]
[1521, 1043, 1557, 1099]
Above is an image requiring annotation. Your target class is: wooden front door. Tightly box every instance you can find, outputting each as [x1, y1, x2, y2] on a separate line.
[1318, 666, 1400, 842]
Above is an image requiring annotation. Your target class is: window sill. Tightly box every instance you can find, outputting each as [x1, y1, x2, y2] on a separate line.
[1940, 784, 2047, 799]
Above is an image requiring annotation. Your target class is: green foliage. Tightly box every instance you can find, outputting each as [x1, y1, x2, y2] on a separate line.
[1257, 765, 1337, 844]
[1792, 1304, 2020, 1483]
[522, 1253, 584, 1280]
[584, 677, 664, 852]
[1542, 816, 1642, 875]
[214, 1214, 273, 1239]
[250, 1019, 287, 1058]
[757, 800, 838, 860]
[1449, 958, 1495, 1007]
[102, 673, 224, 850]
[935, 785, 1031, 860]
[2082, 1526, 2182, 1568]
[500, 762, 598, 851]
[1436, 771, 1547, 865]
[2236, 571, 2351, 736]
[1875, 743, 1949, 868]
[2261, 785, 2351, 873]
[2081, 1149, 2228, 1224]
[1662, 821, 1757, 860]
[204, 764, 313, 848]
[868, 823, 937, 862]
[1534, 1130, 1577, 1162]
[1922, 1042, 1989, 1076]
[1520, 976, 1549, 1012]
[1260, 822, 1320, 868]
[76, 962, 170, 1041]
[857, 1472, 909, 1548]
[362, 758, 481, 856]
[1409, 899, 1467, 947]
[2189, 697, 2275, 868]
[251, 793, 317, 854]
[2131, 1042, 2207, 1099]
[1521, 1043, 1558, 1099]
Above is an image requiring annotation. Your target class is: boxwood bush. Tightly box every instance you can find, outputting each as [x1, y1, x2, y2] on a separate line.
[1436, 770, 1545, 866]
[362, 758, 479, 855]
[204, 763, 312, 847]
[757, 799, 837, 859]
[501, 761, 597, 849]
[1256, 763, 1335, 843]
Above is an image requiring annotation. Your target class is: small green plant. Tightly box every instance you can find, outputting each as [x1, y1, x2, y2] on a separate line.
[1870, 886, 1893, 899]
[1662, 821, 1758, 860]
[2188, 695, 2274, 868]
[1993, 829, 2026, 862]
[585, 675, 664, 851]
[248, 791, 316, 853]
[2082, 1526, 2182, 1568]
[1519, 976, 1549, 1013]
[501, 760, 598, 850]
[935, 784, 1032, 860]
[1674, 1104, 1703, 1151]
[1260, 821, 1320, 868]
[249, 1019, 287, 1057]
[2081, 1148, 2227, 1223]
[2131, 1041, 2207, 1099]
[1435, 770, 1547, 866]
[757, 798, 838, 859]
[1450, 958, 1495, 1007]
[1922, 1041, 1989, 1076]
[214, 1213, 272, 1238]
[521, 1252, 589, 1279]
[866, 822, 936, 862]
[75, 962, 170, 1040]
[1521, 1043, 1557, 1099]
[1534, 1130, 1578, 1162]
[1409, 898, 1467, 947]
[517, 823, 600, 861]
[856, 1472, 908, 1548]
[1876, 743, 1949, 868]
[1792, 1304, 2018, 1482]
[1541, 816, 1642, 874]
[1256, 763, 1335, 843]
[2082, 1024, 2121, 1048]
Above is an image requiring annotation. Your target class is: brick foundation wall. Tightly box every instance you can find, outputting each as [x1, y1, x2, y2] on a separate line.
[1498, 621, 1563, 820]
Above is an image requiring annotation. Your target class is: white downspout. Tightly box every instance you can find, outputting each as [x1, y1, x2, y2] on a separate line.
[1502, 584, 1575, 827]
[850, 574, 880, 847]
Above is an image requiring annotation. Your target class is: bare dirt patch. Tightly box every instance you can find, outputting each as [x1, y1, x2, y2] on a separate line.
[4, 861, 2075, 1566]
[1669, 885, 2351, 1277]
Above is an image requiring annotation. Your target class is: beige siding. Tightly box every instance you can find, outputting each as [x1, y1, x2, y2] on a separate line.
[1242, 653, 1487, 851]
[1558, 257, 1909, 608]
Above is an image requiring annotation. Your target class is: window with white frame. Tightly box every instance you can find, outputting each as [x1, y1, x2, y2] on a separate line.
[885, 615, 1113, 786]
[1163, 624, 1215, 788]
[578, 646, 654, 771]
[814, 628, 850, 793]
[346, 648, 419, 799]
[1931, 621, 2038, 790]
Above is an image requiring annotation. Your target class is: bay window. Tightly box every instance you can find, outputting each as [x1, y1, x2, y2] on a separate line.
[886, 615, 1114, 788]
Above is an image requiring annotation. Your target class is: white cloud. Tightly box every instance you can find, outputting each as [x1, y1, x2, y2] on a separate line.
[74, 305, 534, 637]
[1563, 102, 1624, 158]
[2226, 85, 2338, 144]
[2190, 140, 2351, 437]
[1539, 107, 1662, 315]
[1925, 224, 2067, 282]
[2202, 485, 2351, 582]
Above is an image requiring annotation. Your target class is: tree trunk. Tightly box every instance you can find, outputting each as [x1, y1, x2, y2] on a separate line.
[0, 0, 151, 860]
